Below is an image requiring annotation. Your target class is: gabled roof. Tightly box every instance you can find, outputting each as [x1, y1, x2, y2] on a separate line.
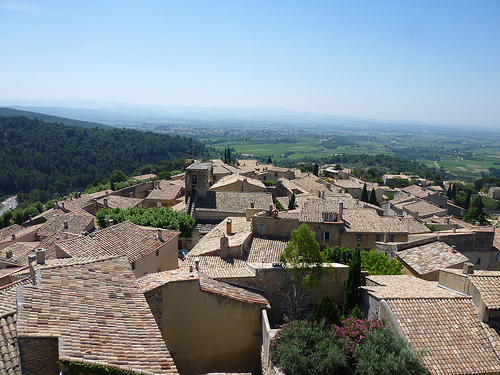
[0, 224, 42, 245]
[145, 180, 183, 201]
[247, 236, 288, 266]
[57, 221, 180, 263]
[209, 174, 266, 192]
[56, 190, 112, 212]
[133, 173, 157, 180]
[342, 210, 408, 234]
[362, 275, 466, 299]
[396, 241, 468, 277]
[0, 225, 23, 240]
[36, 214, 94, 239]
[97, 195, 143, 209]
[388, 298, 500, 375]
[402, 184, 437, 198]
[290, 175, 335, 197]
[398, 217, 432, 234]
[17, 256, 178, 374]
[195, 191, 273, 214]
[468, 272, 500, 310]
[199, 275, 269, 307]
[399, 200, 446, 217]
[0, 242, 38, 266]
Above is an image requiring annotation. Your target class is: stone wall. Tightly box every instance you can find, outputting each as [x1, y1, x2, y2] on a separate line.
[252, 216, 300, 238]
[112, 180, 155, 199]
[18, 336, 59, 375]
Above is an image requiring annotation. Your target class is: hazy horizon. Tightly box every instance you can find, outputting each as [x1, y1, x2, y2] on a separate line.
[0, 1, 499, 128]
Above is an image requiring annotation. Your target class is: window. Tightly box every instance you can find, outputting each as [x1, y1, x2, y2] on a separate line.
[375, 234, 381, 242]
[476, 257, 481, 265]
[315, 232, 321, 242]
[323, 232, 331, 243]
[356, 234, 362, 243]
[275, 172, 278, 177]
[156, 249, 159, 256]
[389, 235, 395, 242]
[259, 224, 265, 235]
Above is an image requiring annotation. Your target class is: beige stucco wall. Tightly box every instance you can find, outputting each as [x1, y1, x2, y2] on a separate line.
[133, 236, 178, 277]
[158, 279, 263, 375]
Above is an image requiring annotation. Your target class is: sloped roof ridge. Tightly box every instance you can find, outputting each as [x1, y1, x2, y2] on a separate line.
[39, 255, 124, 270]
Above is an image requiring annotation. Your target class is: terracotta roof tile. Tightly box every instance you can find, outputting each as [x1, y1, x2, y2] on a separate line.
[17, 256, 178, 374]
[210, 174, 266, 192]
[468, 274, 500, 310]
[57, 221, 179, 263]
[145, 180, 182, 201]
[396, 241, 468, 276]
[342, 210, 408, 234]
[97, 195, 143, 209]
[199, 275, 269, 307]
[388, 298, 500, 375]
[247, 236, 288, 266]
[0, 225, 42, 245]
[0, 311, 20, 375]
[362, 275, 466, 299]
[195, 191, 273, 214]
[36, 214, 94, 239]
[0, 242, 38, 267]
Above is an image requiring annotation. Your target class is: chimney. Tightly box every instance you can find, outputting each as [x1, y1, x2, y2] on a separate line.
[220, 235, 229, 259]
[108, 219, 114, 226]
[103, 198, 108, 207]
[5, 250, 13, 259]
[11, 234, 15, 241]
[318, 191, 322, 198]
[250, 200, 255, 208]
[64, 221, 69, 229]
[36, 248, 45, 265]
[61, 202, 65, 210]
[226, 219, 232, 235]
[463, 262, 474, 275]
[157, 228, 163, 240]
[195, 257, 200, 271]
[338, 202, 343, 222]
[28, 253, 36, 279]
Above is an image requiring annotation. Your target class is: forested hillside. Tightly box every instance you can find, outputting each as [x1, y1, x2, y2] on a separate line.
[0, 107, 112, 129]
[0, 116, 214, 197]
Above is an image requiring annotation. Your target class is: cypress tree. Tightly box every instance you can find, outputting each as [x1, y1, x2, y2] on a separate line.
[361, 183, 369, 203]
[451, 183, 457, 201]
[313, 163, 319, 177]
[369, 188, 379, 206]
[343, 241, 361, 315]
[227, 147, 231, 164]
[465, 190, 472, 210]
[288, 193, 296, 210]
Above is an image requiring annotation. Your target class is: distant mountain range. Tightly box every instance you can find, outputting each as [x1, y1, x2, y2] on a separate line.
[0, 107, 112, 130]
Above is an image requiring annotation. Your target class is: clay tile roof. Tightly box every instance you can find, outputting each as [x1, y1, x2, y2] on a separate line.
[36, 214, 94, 239]
[56, 190, 112, 212]
[145, 180, 182, 201]
[16, 256, 178, 374]
[362, 275, 466, 299]
[387, 298, 500, 375]
[0, 311, 20, 375]
[133, 173, 157, 180]
[402, 184, 436, 198]
[0, 242, 38, 267]
[97, 195, 143, 209]
[399, 217, 432, 234]
[247, 236, 288, 266]
[342, 210, 408, 234]
[57, 221, 179, 263]
[199, 275, 269, 307]
[0, 225, 42, 245]
[396, 241, 468, 276]
[468, 274, 500, 310]
[0, 278, 32, 316]
[137, 268, 197, 292]
[181, 257, 253, 279]
[186, 217, 252, 258]
[291, 176, 335, 197]
[400, 200, 446, 217]
[210, 174, 266, 192]
[195, 191, 273, 214]
[0, 225, 23, 240]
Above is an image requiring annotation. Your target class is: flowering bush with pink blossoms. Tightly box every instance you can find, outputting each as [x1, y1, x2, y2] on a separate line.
[270, 318, 429, 375]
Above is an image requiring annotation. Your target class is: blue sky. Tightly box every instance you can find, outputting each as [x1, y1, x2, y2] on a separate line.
[0, 1, 499, 127]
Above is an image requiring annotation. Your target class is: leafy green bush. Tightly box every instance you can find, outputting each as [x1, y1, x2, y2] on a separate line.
[96, 206, 195, 238]
[270, 320, 349, 375]
[324, 247, 403, 276]
[275, 198, 286, 211]
[270, 318, 429, 375]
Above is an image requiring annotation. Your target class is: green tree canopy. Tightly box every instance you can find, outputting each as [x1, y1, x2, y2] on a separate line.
[464, 195, 488, 225]
[343, 241, 361, 315]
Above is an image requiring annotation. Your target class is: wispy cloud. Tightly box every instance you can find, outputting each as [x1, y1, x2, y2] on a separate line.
[0, 1, 48, 15]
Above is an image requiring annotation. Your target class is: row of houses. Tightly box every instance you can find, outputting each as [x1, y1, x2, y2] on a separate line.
[1, 158, 499, 374]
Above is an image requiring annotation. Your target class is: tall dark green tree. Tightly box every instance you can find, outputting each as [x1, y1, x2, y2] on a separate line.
[464, 196, 488, 225]
[227, 146, 231, 164]
[368, 189, 379, 206]
[465, 190, 472, 210]
[360, 183, 369, 203]
[451, 183, 457, 201]
[267, 156, 272, 164]
[288, 193, 296, 210]
[343, 241, 361, 315]
[313, 163, 319, 177]
[446, 184, 452, 199]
